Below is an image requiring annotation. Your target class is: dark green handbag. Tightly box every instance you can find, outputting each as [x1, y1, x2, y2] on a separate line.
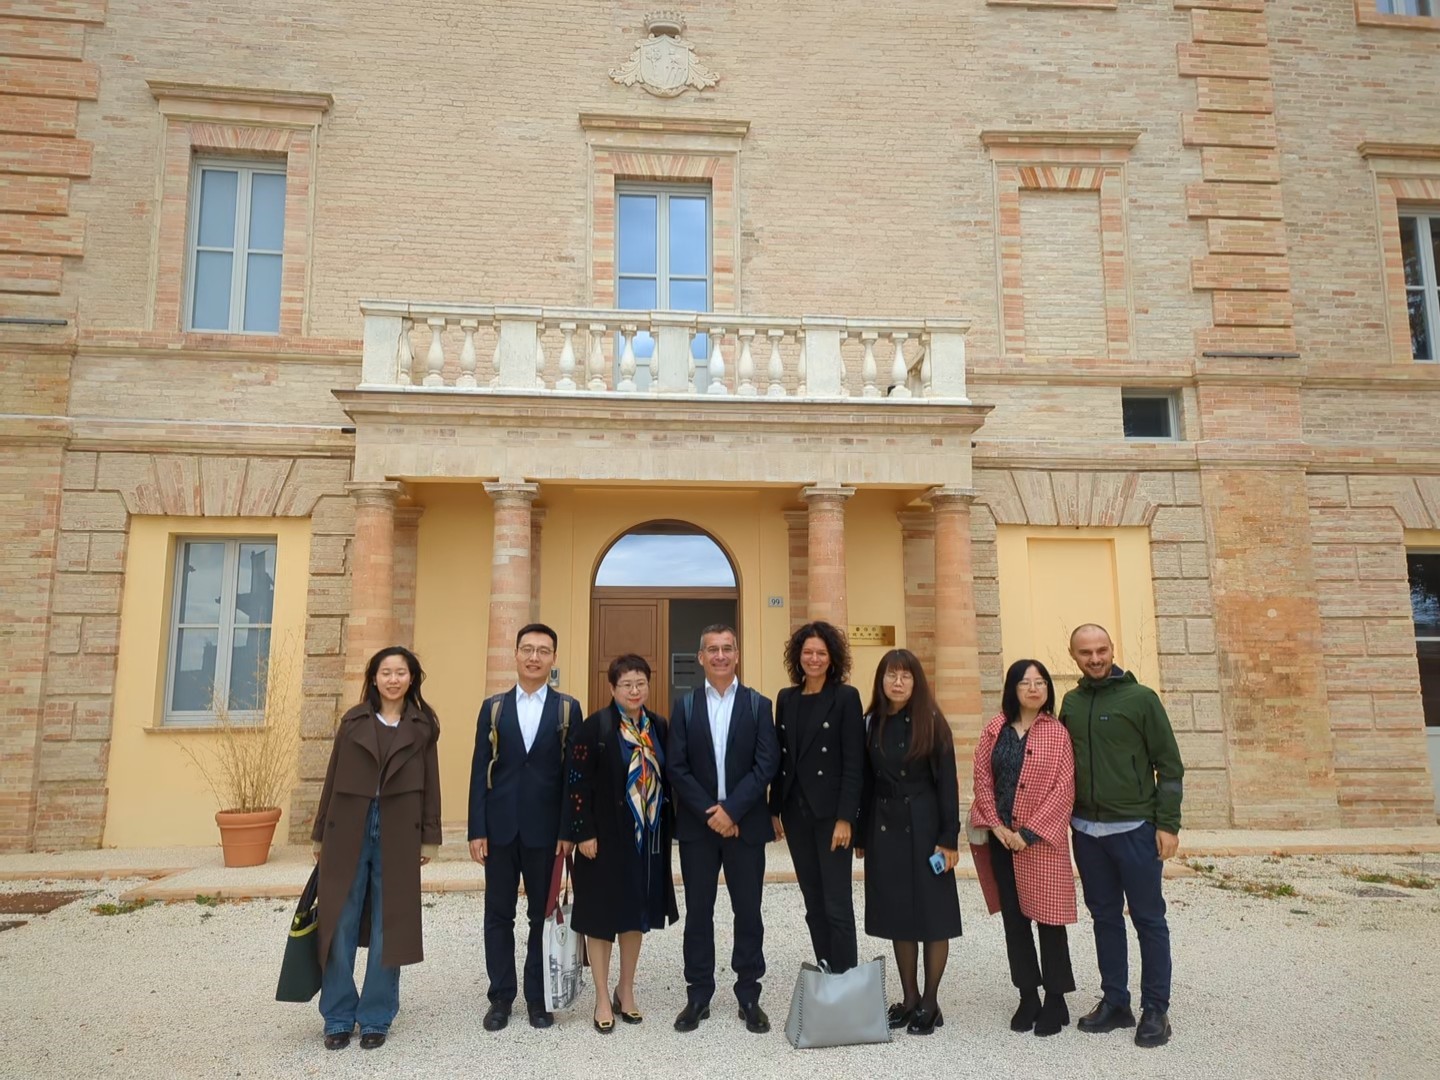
[275, 867, 322, 1002]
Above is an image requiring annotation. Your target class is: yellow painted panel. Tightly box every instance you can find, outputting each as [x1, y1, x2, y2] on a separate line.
[844, 488, 911, 698]
[996, 525, 1158, 690]
[104, 516, 311, 847]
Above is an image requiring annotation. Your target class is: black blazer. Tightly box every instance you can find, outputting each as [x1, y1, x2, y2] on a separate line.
[768, 682, 865, 825]
[667, 682, 780, 846]
[467, 686, 581, 848]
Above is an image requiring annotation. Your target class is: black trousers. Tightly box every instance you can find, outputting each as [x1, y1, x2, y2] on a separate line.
[989, 836, 1074, 995]
[783, 799, 857, 973]
[483, 840, 553, 1006]
[678, 835, 766, 1007]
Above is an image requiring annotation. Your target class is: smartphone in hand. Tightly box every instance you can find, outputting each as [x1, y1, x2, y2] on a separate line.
[928, 851, 946, 875]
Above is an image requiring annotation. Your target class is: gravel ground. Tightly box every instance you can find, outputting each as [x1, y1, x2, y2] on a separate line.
[2, 853, 1438, 1080]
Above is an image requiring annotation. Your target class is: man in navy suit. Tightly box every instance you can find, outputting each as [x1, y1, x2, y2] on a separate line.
[668, 624, 780, 1034]
[468, 622, 580, 1031]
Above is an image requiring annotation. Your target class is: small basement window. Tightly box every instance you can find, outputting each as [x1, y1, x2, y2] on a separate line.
[1121, 392, 1179, 440]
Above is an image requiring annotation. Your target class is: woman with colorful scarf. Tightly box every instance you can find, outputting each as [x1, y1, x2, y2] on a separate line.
[563, 653, 678, 1034]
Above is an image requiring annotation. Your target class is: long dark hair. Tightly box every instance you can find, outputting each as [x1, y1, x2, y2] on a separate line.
[359, 645, 438, 724]
[782, 620, 851, 686]
[1001, 658, 1055, 723]
[865, 648, 947, 762]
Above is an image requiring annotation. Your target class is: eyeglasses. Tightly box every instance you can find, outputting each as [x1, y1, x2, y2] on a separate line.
[615, 680, 649, 693]
[883, 670, 914, 682]
[517, 645, 555, 659]
[1017, 680, 1048, 691]
[702, 645, 737, 657]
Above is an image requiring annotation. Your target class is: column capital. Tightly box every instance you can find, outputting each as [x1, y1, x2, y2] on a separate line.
[926, 486, 976, 509]
[345, 480, 404, 509]
[781, 508, 809, 529]
[394, 504, 425, 529]
[483, 480, 540, 506]
[897, 508, 936, 537]
[801, 483, 856, 505]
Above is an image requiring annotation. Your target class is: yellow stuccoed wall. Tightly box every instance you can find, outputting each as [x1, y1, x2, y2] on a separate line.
[104, 517, 311, 847]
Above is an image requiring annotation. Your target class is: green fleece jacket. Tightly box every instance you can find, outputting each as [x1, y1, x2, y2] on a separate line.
[1059, 668, 1184, 834]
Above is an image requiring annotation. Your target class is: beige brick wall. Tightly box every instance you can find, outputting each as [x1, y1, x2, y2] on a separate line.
[1019, 190, 1108, 357]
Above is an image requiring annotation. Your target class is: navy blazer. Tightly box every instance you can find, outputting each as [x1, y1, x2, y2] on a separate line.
[467, 686, 581, 848]
[667, 682, 779, 846]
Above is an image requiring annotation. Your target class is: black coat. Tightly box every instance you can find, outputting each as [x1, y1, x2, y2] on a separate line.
[562, 705, 679, 940]
[467, 687, 581, 848]
[668, 683, 779, 846]
[860, 710, 962, 942]
[768, 682, 865, 824]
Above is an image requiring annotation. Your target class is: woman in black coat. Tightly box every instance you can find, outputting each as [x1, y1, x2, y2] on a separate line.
[563, 654, 678, 1034]
[768, 620, 865, 973]
[856, 648, 962, 1037]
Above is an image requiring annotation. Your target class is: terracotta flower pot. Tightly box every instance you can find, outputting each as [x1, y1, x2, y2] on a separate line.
[215, 807, 283, 868]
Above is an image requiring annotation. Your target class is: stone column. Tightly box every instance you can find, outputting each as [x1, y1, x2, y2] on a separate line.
[929, 487, 984, 799]
[802, 485, 854, 630]
[484, 481, 539, 696]
[897, 508, 937, 677]
[782, 509, 809, 631]
[344, 481, 402, 687]
[392, 504, 424, 646]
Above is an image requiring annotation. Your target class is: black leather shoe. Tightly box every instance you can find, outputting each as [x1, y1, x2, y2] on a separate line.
[1010, 991, 1042, 1032]
[673, 1002, 710, 1032]
[482, 1002, 511, 1032]
[593, 1010, 615, 1035]
[887, 1002, 918, 1030]
[1034, 993, 1069, 1037]
[359, 1033, 385, 1050]
[907, 1007, 944, 1035]
[323, 1032, 351, 1050]
[1134, 1007, 1171, 1047]
[526, 1001, 555, 1029]
[739, 1002, 770, 1034]
[1077, 999, 1136, 1034]
[613, 993, 643, 1024]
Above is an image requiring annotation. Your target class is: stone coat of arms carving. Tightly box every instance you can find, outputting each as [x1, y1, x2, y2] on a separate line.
[610, 12, 718, 98]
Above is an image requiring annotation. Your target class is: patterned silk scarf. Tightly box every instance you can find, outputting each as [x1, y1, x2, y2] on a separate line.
[619, 709, 662, 852]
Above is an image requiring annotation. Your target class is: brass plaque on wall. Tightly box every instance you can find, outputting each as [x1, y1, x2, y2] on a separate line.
[848, 624, 896, 646]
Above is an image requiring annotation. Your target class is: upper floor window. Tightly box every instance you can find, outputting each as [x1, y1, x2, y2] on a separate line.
[187, 160, 286, 333]
[1402, 214, 1440, 361]
[1121, 391, 1180, 440]
[166, 537, 277, 725]
[617, 184, 711, 379]
[1377, 0, 1433, 14]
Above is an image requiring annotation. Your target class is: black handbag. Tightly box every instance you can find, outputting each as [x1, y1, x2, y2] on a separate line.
[275, 867, 322, 1002]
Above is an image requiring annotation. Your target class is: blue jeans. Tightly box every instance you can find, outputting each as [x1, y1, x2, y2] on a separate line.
[1071, 822, 1171, 1013]
[319, 800, 400, 1035]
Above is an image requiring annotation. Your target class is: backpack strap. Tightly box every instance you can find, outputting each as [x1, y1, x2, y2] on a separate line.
[749, 686, 762, 719]
[683, 691, 694, 726]
[485, 695, 502, 790]
[558, 698, 572, 761]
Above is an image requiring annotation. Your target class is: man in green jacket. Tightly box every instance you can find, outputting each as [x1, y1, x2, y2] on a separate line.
[1059, 624, 1184, 1049]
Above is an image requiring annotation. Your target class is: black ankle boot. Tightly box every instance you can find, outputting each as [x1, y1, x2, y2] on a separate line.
[1034, 992, 1069, 1037]
[1010, 990, 1042, 1032]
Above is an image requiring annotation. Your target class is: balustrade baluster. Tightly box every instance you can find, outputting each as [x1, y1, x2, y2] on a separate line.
[888, 333, 912, 399]
[707, 327, 728, 396]
[797, 334, 808, 397]
[396, 318, 415, 385]
[587, 324, 607, 391]
[457, 320, 478, 388]
[861, 332, 879, 398]
[618, 325, 638, 392]
[557, 323, 578, 391]
[766, 330, 786, 398]
[920, 341, 933, 397]
[424, 318, 447, 387]
[737, 329, 756, 396]
[535, 333, 546, 389]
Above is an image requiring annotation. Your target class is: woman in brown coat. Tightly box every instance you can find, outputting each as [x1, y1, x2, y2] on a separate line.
[313, 645, 441, 1050]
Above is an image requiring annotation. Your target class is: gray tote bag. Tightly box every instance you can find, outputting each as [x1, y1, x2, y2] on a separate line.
[783, 957, 891, 1049]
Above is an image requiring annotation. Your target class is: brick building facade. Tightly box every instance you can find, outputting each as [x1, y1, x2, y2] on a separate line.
[2, 0, 1438, 851]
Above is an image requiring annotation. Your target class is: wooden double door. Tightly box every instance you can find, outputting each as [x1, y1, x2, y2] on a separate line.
[589, 588, 738, 717]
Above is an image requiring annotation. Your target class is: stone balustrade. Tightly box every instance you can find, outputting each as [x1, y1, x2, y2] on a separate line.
[359, 301, 971, 402]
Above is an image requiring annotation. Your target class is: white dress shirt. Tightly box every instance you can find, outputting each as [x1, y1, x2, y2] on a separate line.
[705, 678, 739, 801]
[514, 683, 548, 753]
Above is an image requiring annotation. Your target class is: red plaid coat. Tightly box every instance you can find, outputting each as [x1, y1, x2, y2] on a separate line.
[968, 712, 1077, 926]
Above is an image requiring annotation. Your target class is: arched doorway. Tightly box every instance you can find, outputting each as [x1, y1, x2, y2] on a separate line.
[589, 521, 739, 714]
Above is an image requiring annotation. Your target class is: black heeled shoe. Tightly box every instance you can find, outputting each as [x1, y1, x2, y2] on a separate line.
[907, 1006, 944, 1035]
[887, 1002, 918, 1029]
[1034, 992, 1069, 1037]
[593, 1008, 615, 1035]
[613, 993, 643, 1024]
[1011, 990, 1042, 1032]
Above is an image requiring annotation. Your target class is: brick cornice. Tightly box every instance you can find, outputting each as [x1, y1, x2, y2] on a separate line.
[1358, 141, 1440, 161]
[579, 111, 749, 141]
[978, 129, 1140, 162]
[147, 80, 332, 128]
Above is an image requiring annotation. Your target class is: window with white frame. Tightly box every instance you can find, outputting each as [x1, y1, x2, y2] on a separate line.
[187, 160, 286, 333]
[166, 538, 277, 724]
[1407, 552, 1440, 728]
[1376, 0, 1434, 15]
[1402, 214, 1440, 361]
[1121, 390, 1180, 440]
[616, 184, 711, 384]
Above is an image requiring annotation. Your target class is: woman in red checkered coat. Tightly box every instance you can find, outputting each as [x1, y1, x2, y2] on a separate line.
[968, 658, 1077, 1037]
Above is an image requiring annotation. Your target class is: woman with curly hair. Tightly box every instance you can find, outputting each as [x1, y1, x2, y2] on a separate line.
[768, 620, 865, 973]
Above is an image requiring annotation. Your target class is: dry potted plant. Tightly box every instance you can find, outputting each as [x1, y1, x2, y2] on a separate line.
[178, 636, 302, 867]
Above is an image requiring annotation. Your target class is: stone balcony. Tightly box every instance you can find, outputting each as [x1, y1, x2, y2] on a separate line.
[336, 301, 990, 489]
